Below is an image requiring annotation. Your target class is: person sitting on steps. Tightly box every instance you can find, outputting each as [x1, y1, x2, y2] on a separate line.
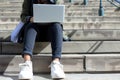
[18, 0, 65, 79]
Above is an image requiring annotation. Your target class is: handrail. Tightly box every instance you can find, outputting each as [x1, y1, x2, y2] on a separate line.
[107, 0, 120, 7]
[115, 0, 120, 3]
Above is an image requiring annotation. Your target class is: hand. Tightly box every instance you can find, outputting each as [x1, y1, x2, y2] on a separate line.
[30, 17, 33, 23]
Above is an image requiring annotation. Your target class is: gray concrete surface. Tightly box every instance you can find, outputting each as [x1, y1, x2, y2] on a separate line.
[1, 73, 120, 80]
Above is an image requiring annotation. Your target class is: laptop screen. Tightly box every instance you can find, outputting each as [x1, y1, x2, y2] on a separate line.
[33, 4, 65, 23]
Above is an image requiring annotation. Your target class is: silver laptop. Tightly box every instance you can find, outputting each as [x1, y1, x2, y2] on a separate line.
[33, 4, 65, 23]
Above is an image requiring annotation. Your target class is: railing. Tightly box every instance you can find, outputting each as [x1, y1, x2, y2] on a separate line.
[107, 0, 120, 7]
[68, 0, 119, 16]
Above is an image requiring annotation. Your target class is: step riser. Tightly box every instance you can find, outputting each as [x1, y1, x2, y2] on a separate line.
[0, 0, 108, 2]
[0, 2, 116, 5]
[1, 22, 120, 30]
[1, 17, 120, 22]
[1, 30, 120, 41]
[86, 54, 120, 72]
[0, 6, 118, 11]
[65, 30, 120, 41]
[0, 0, 23, 2]
[1, 12, 120, 17]
[1, 41, 120, 54]
[0, 54, 120, 73]
[0, 55, 83, 73]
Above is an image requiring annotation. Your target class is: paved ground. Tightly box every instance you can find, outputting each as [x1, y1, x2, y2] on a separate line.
[1, 73, 120, 80]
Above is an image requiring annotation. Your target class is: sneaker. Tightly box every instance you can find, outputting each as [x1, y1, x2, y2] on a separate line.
[19, 61, 33, 80]
[49, 61, 65, 79]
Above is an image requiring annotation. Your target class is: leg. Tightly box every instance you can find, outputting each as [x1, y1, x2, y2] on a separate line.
[22, 23, 37, 60]
[48, 23, 65, 79]
[48, 23, 63, 61]
[19, 23, 37, 80]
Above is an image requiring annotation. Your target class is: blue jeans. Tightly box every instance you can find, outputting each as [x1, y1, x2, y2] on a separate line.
[22, 23, 63, 59]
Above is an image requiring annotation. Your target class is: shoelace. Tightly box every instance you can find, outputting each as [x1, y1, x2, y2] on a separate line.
[48, 62, 63, 69]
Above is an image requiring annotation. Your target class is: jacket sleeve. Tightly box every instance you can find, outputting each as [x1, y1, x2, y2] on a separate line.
[20, 0, 32, 23]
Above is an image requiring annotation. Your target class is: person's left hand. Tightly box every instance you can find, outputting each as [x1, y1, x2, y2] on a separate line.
[30, 17, 34, 23]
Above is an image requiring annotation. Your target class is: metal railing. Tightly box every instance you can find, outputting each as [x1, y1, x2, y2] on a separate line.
[83, 0, 104, 16]
[107, 0, 120, 7]
[68, 0, 120, 16]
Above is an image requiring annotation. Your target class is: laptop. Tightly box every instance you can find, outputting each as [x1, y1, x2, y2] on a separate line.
[33, 4, 65, 23]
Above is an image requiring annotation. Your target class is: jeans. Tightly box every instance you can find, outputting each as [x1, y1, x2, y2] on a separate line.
[22, 23, 63, 59]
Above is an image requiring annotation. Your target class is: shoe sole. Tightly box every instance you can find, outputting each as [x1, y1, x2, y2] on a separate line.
[53, 78, 65, 80]
[19, 79, 31, 80]
[19, 78, 33, 80]
[19, 79, 33, 80]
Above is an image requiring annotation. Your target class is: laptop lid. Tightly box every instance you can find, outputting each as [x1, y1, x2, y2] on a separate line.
[33, 4, 65, 23]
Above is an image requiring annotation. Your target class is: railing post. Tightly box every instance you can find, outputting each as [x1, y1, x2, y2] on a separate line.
[98, 0, 104, 16]
[69, 0, 73, 3]
[84, 0, 88, 5]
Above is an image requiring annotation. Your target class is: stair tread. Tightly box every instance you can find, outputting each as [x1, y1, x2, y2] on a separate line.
[1, 73, 120, 80]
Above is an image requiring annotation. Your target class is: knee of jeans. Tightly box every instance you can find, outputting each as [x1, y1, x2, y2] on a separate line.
[52, 23, 62, 30]
[26, 23, 36, 28]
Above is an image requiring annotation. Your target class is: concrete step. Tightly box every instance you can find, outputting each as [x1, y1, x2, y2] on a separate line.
[0, 2, 22, 4]
[66, 12, 120, 17]
[1, 16, 120, 22]
[0, 54, 84, 73]
[66, 0, 114, 2]
[1, 12, 120, 17]
[63, 21, 120, 30]
[0, 7, 119, 12]
[0, 2, 116, 9]
[1, 41, 120, 54]
[0, 8, 21, 12]
[66, 9, 120, 13]
[65, 16, 120, 22]
[0, 12, 20, 16]
[64, 29, 120, 41]
[0, 11, 120, 17]
[1, 73, 120, 80]
[0, 4, 21, 8]
[0, 1, 114, 4]
[1, 29, 120, 41]
[0, 0, 110, 2]
[1, 21, 120, 30]
[0, 8, 120, 16]
[66, 7, 119, 11]
[0, 54, 120, 73]
[69, 1, 117, 6]
[0, 6, 118, 11]
[0, 0, 116, 8]
[0, 0, 23, 2]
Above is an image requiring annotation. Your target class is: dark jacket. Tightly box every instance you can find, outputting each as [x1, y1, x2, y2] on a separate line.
[20, 0, 34, 23]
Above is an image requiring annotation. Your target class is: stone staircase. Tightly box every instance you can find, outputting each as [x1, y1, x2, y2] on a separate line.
[0, 0, 120, 74]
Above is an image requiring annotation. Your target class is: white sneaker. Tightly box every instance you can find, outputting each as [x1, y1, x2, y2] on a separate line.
[49, 61, 65, 79]
[19, 61, 33, 80]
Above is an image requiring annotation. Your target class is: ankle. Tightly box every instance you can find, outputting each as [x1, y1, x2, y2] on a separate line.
[53, 58, 60, 62]
[24, 54, 31, 61]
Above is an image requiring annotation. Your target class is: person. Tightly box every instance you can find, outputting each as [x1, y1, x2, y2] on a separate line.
[18, 0, 65, 79]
